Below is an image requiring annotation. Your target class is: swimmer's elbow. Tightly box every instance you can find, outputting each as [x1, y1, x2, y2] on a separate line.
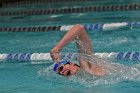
[74, 24, 85, 30]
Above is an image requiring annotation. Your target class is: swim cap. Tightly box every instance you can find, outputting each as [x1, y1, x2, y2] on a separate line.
[53, 60, 69, 72]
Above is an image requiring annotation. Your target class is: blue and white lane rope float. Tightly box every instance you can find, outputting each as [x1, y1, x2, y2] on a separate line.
[60, 22, 140, 31]
[0, 21, 139, 32]
[0, 52, 140, 63]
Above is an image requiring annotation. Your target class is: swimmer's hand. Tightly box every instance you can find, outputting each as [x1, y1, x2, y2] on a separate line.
[50, 49, 61, 63]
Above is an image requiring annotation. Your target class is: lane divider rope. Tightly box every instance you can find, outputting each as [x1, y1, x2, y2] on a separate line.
[0, 3, 140, 16]
[0, 52, 140, 63]
[2, 0, 94, 8]
[0, 22, 139, 32]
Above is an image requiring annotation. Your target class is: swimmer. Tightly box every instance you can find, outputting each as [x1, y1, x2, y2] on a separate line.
[50, 24, 106, 76]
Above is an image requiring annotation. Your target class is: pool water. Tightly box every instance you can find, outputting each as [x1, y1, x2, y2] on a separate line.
[0, 27, 140, 93]
[0, 0, 140, 93]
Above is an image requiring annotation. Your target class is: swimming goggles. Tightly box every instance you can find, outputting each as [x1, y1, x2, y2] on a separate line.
[53, 60, 70, 72]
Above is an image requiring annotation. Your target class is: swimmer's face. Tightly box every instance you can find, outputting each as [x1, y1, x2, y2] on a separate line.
[56, 62, 80, 76]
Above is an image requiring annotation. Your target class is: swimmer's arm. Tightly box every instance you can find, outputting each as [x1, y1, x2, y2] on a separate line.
[50, 30, 77, 62]
[50, 24, 106, 76]
[50, 24, 83, 63]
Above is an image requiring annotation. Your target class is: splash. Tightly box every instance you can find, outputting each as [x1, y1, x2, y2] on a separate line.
[38, 40, 140, 87]
[69, 53, 140, 87]
[37, 54, 140, 88]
